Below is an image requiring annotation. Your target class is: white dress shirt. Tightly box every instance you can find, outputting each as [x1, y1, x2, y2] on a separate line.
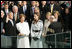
[23, 5, 27, 14]
[32, 6, 35, 14]
[9, 19, 14, 26]
[5, 9, 9, 15]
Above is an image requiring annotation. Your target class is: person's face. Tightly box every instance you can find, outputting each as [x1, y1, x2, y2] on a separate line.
[36, 2, 39, 7]
[20, 17, 25, 22]
[54, 13, 58, 17]
[13, 7, 18, 13]
[1, 11, 4, 18]
[18, 1, 22, 5]
[23, 1, 27, 5]
[46, 14, 51, 19]
[34, 14, 39, 21]
[65, 8, 69, 14]
[41, 1, 46, 5]
[31, 1, 36, 6]
[4, 5, 8, 9]
[50, 1, 54, 4]
[34, 8, 39, 13]
[9, 13, 13, 19]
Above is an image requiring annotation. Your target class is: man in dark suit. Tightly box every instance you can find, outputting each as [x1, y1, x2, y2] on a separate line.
[12, 5, 20, 24]
[39, 1, 47, 22]
[48, 22, 62, 33]
[62, 8, 71, 31]
[5, 12, 16, 36]
[30, 1, 36, 21]
[47, 1, 60, 15]
[2, 3, 10, 16]
[19, 1, 30, 22]
[4, 12, 17, 48]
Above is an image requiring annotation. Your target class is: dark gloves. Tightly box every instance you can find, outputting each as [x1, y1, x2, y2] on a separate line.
[33, 37, 39, 41]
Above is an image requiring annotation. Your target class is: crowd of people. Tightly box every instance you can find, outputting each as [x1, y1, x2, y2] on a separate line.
[1, 1, 71, 48]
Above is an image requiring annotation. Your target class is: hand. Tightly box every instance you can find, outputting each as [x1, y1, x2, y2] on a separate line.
[30, 19, 31, 21]
[1, 15, 4, 18]
[42, 33, 46, 37]
[49, 18, 53, 22]
[6, 15, 10, 23]
[33, 37, 39, 41]
[61, 7, 64, 10]
[2, 29, 5, 34]
[18, 33, 26, 36]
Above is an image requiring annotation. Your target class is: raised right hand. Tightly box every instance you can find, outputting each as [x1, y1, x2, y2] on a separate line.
[42, 33, 46, 37]
[2, 29, 5, 34]
[6, 15, 10, 23]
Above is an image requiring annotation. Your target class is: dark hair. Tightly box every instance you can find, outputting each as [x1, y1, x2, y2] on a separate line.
[65, 7, 70, 11]
[4, 2, 8, 6]
[34, 12, 40, 19]
[33, 12, 40, 24]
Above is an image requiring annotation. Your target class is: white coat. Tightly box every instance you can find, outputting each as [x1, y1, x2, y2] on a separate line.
[31, 20, 43, 48]
[16, 22, 30, 48]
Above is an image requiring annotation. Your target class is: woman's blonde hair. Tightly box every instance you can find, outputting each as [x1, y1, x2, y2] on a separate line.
[46, 12, 51, 16]
[54, 11, 60, 16]
[19, 14, 26, 19]
[34, 6, 40, 11]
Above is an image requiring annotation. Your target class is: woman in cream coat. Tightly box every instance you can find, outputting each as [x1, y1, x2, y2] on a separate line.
[16, 14, 30, 48]
[42, 12, 52, 48]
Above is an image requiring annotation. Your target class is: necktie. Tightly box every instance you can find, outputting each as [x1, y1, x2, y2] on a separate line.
[14, 13, 17, 21]
[5, 9, 9, 15]
[51, 5, 53, 13]
[23, 6, 26, 14]
[32, 7, 35, 14]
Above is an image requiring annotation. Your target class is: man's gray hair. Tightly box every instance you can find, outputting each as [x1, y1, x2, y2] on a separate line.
[12, 5, 18, 10]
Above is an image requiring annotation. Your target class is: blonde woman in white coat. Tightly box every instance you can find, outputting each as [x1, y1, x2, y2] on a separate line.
[16, 14, 30, 48]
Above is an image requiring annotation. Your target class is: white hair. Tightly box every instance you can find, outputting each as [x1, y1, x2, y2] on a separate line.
[12, 5, 18, 10]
